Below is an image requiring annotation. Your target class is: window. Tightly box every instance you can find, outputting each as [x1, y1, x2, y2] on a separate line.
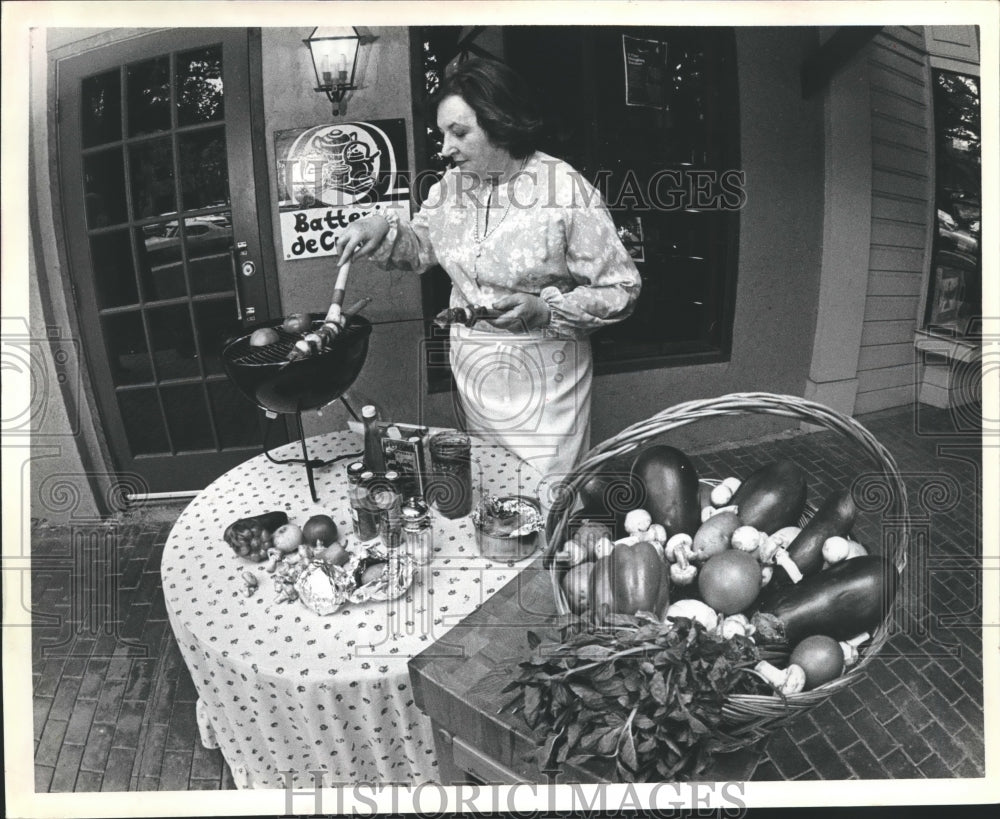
[412, 26, 741, 390]
[924, 69, 981, 337]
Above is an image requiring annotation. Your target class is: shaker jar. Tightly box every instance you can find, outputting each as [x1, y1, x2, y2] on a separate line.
[401, 497, 433, 566]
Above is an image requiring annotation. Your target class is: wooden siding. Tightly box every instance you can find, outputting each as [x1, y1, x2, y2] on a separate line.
[857, 26, 933, 413]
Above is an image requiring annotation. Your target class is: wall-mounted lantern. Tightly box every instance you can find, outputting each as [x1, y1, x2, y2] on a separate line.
[304, 26, 374, 115]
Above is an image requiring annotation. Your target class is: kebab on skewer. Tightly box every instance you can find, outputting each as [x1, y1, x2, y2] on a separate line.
[285, 259, 363, 362]
[433, 305, 500, 329]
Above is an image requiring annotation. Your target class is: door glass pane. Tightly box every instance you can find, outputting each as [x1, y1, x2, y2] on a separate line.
[187, 213, 233, 295]
[127, 56, 171, 137]
[103, 312, 151, 385]
[177, 45, 224, 126]
[118, 389, 169, 454]
[137, 222, 187, 300]
[130, 137, 176, 219]
[148, 304, 199, 380]
[84, 148, 127, 228]
[162, 384, 214, 450]
[82, 70, 122, 148]
[208, 381, 261, 449]
[179, 127, 230, 209]
[193, 298, 241, 375]
[91, 230, 138, 308]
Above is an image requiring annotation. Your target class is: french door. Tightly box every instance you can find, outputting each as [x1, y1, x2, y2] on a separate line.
[56, 29, 285, 492]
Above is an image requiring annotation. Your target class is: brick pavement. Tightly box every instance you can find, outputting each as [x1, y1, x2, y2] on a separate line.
[29, 402, 985, 790]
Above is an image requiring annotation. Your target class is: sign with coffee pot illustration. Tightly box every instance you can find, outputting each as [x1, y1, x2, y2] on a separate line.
[274, 119, 411, 260]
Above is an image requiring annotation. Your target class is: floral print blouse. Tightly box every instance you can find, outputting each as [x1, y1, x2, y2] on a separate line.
[372, 152, 641, 339]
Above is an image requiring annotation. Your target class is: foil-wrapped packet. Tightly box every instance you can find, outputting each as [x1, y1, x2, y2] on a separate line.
[294, 557, 359, 615]
[294, 544, 416, 614]
[348, 545, 417, 603]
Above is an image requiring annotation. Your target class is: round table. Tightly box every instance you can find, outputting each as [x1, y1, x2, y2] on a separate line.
[161, 429, 544, 789]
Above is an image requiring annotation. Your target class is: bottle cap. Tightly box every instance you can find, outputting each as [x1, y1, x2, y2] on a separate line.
[401, 497, 430, 524]
[361, 404, 378, 419]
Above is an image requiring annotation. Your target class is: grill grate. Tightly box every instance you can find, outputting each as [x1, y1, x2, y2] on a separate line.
[224, 321, 364, 367]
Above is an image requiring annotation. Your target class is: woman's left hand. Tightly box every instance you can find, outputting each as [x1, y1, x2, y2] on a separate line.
[488, 294, 551, 331]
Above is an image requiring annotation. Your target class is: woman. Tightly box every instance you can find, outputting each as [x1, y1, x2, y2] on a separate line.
[335, 57, 640, 504]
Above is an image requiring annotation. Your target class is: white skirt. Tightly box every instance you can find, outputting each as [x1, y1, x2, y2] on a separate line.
[449, 322, 592, 512]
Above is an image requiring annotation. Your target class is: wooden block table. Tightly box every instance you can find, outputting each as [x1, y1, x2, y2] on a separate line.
[407, 559, 761, 785]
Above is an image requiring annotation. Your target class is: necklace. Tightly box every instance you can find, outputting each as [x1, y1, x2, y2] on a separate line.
[472, 157, 526, 259]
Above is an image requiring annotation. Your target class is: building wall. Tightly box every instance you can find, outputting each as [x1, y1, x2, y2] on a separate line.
[855, 26, 935, 414]
[27, 26, 829, 519]
[262, 26, 828, 451]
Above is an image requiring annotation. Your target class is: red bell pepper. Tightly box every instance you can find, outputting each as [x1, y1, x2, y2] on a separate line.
[588, 539, 670, 622]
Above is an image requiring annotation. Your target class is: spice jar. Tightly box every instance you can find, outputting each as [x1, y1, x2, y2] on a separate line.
[346, 460, 367, 539]
[427, 431, 473, 519]
[375, 471, 404, 550]
[355, 470, 381, 542]
[401, 497, 433, 566]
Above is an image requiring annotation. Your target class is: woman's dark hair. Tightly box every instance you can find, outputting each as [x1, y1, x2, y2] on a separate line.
[430, 56, 542, 159]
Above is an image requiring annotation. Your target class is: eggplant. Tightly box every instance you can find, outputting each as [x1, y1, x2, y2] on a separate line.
[752, 556, 898, 645]
[731, 459, 807, 533]
[785, 488, 857, 579]
[630, 445, 701, 538]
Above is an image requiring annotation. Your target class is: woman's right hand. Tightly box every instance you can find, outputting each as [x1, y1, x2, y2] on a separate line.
[334, 214, 390, 263]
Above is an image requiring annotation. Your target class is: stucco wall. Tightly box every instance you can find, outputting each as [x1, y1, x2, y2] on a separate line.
[261, 27, 827, 450]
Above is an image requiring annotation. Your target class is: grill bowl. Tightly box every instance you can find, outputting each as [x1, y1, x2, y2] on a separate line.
[221, 313, 372, 414]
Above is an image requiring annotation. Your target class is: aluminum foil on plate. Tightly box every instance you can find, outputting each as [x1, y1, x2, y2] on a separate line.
[294, 542, 416, 614]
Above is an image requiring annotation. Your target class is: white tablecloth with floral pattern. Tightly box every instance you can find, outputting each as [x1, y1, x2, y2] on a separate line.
[162, 429, 543, 789]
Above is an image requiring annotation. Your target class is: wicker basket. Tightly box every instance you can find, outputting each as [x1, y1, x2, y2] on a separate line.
[543, 392, 909, 750]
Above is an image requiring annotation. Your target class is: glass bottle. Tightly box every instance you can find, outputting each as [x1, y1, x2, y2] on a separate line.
[361, 404, 385, 474]
[401, 497, 433, 566]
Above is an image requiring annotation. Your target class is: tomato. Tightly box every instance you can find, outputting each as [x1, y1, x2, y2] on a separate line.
[697, 550, 762, 614]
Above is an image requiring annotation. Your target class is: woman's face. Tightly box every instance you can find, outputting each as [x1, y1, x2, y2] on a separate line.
[437, 94, 512, 180]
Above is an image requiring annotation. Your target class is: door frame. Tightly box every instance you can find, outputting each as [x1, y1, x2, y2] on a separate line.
[44, 27, 286, 501]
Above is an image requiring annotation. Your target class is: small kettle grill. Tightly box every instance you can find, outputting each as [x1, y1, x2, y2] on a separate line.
[221, 261, 370, 501]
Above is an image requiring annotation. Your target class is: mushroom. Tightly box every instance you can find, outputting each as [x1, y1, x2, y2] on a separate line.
[710, 476, 742, 507]
[822, 536, 869, 567]
[666, 599, 719, 631]
[760, 565, 774, 587]
[624, 509, 653, 535]
[637, 523, 668, 545]
[719, 613, 755, 640]
[669, 547, 697, 586]
[754, 661, 806, 695]
[840, 632, 870, 668]
[664, 533, 694, 563]
[553, 539, 588, 567]
[756, 534, 803, 583]
[731, 525, 766, 556]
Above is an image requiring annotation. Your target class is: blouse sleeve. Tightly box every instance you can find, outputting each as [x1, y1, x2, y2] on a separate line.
[540, 180, 641, 337]
[368, 186, 439, 273]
